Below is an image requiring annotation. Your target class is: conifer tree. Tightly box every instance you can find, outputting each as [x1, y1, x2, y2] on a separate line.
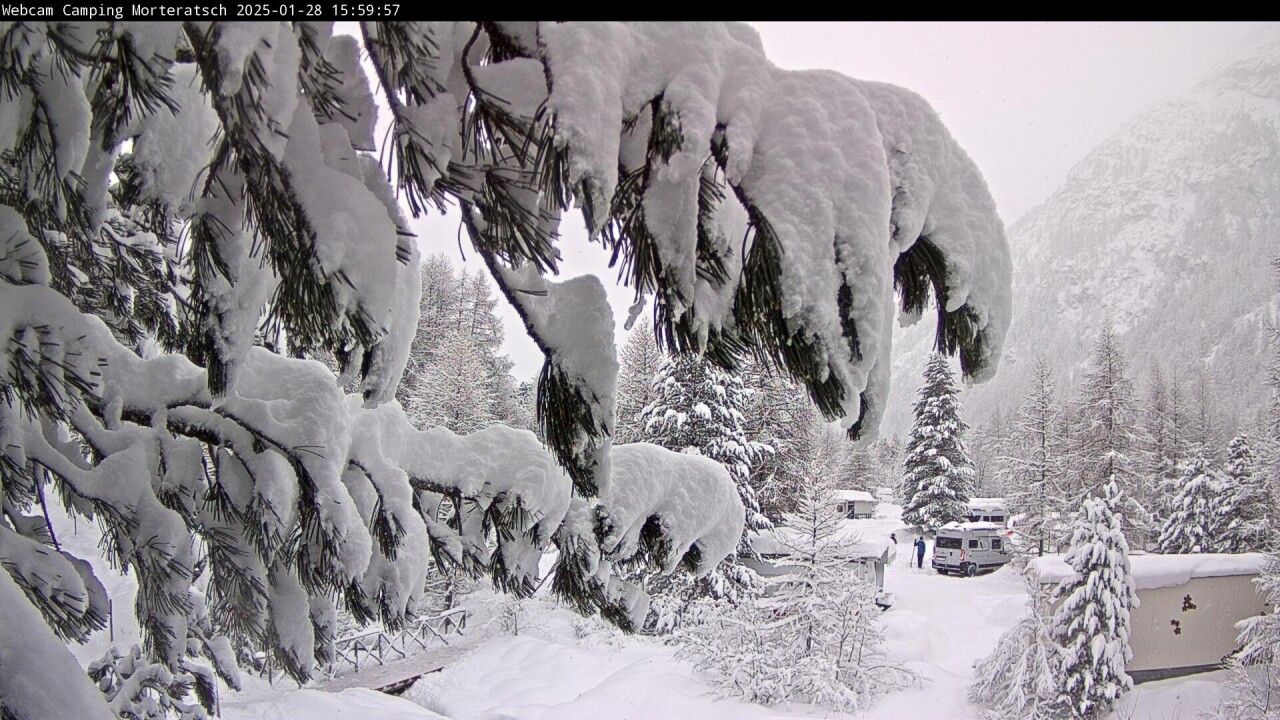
[1005, 358, 1070, 556]
[1053, 478, 1136, 719]
[1219, 434, 1276, 553]
[1155, 452, 1224, 554]
[970, 575, 1064, 720]
[1076, 324, 1151, 546]
[640, 354, 772, 538]
[614, 319, 664, 444]
[675, 473, 912, 712]
[901, 354, 975, 529]
[0, 21, 1010, 719]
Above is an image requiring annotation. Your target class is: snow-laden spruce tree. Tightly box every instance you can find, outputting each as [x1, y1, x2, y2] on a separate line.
[1155, 451, 1224, 554]
[1218, 433, 1277, 553]
[901, 353, 975, 529]
[676, 472, 912, 712]
[1005, 357, 1071, 556]
[1052, 478, 1136, 719]
[640, 353, 773, 537]
[0, 21, 1011, 718]
[969, 573, 1064, 720]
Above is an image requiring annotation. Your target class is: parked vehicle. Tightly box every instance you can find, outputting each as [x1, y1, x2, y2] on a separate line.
[931, 522, 1011, 577]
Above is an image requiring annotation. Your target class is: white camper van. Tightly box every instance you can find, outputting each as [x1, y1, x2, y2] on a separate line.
[931, 522, 1011, 576]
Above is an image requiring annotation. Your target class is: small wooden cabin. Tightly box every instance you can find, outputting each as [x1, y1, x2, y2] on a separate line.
[834, 489, 878, 519]
[745, 527, 897, 607]
[1029, 552, 1266, 682]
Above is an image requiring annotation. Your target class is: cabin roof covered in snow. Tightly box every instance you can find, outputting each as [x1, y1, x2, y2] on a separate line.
[748, 526, 896, 563]
[967, 497, 1005, 510]
[1029, 553, 1267, 591]
[834, 489, 876, 503]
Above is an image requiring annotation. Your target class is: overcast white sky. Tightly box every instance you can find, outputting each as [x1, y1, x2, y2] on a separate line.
[410, 21, 1271, 380]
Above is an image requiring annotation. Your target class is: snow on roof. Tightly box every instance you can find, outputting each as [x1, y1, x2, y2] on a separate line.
[748, 526, 896, 564]
[967, 497, 1005, 510]
[1029, 553, 1267, 591]
[834, 489, 876, 503]
[939, 521, 1004, 532]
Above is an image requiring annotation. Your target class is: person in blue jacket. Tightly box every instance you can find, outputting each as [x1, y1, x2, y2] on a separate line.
[914, 536, 926, 569]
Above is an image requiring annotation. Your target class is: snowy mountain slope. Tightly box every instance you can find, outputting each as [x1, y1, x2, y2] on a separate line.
[884, 29, 1280, 434]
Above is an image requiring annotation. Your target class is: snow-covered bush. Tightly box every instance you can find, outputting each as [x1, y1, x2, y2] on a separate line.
[970, 574, 1064, 720]
[0, 20, 1009, 718]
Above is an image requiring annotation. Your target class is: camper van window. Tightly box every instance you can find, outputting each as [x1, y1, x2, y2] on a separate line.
[991, 539, 1002, 550]
[991, 515, 1005, 523]
[937, 537, 962, 549]
[968, 539, 980, 548]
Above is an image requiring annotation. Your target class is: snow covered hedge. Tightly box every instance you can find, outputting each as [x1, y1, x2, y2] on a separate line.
[0, 20, 1008, 718]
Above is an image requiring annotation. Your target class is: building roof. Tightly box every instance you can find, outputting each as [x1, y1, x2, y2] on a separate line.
[967, 497, 1006, 511]
[748, 526, 896, 564]
[833, 489, 876, 503]
[1028, 552, 1267, 591]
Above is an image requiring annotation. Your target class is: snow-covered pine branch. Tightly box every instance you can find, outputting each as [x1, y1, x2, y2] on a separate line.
[0, 20, 1009, 718]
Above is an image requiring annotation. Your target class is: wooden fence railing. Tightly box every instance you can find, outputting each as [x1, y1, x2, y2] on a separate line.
[246, 607, 468, 684]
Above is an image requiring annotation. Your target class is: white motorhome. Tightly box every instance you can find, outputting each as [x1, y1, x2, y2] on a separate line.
[966, 497, 1007, 525]
[932, 522, 1012, 576]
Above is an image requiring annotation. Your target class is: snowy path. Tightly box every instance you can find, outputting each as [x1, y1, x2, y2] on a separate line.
[871, 550, 1028, 719]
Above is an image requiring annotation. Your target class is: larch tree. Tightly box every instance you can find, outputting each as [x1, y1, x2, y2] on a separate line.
[741, 361, 822, 522]
[614, 318, 664, 444]
[1005, 357, 1070, 556]
[901, 353, 976, 529]
[0, 21, 1011, 718]
[1052, 478, 1137, 720]
[1076, 324, 1151, 546]
[675, 471, 912, 712]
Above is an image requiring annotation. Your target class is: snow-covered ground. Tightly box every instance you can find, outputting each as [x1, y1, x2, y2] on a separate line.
[58, 501, 1238, 719]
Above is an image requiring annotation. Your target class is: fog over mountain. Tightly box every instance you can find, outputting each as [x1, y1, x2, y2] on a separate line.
[883, 29, 1280, 437]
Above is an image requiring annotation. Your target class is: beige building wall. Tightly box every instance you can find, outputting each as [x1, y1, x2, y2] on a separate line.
[1128, 574, 1265, 673]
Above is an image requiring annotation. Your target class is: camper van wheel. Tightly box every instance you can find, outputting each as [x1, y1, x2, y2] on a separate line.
[964, 564, 977, 577]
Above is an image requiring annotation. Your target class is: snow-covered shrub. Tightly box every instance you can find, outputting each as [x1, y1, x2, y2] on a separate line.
[0, 20, 1009, 718]
[970, 574, 1064, 720]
